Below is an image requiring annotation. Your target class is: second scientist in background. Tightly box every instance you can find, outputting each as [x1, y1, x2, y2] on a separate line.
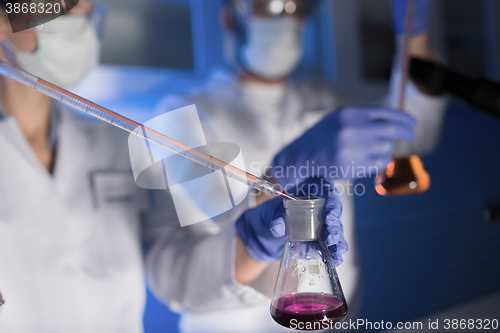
[154, 0, 448, 332]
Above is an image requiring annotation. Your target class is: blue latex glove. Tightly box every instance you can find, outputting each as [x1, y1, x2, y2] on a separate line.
[391, 0, 432, 35]
[235, 178, 347, 266]
[272, 106, 416, 188]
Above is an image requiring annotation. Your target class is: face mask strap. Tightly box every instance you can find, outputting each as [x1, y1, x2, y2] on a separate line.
[229, 7, 255, 76]
[89, 2, 107, 39]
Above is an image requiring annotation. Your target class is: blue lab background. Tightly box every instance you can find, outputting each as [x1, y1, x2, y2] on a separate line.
[72, 0, 500, 332]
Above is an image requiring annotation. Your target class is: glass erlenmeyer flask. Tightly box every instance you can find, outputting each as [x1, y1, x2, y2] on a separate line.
[270, 197, 347, 330]
[374, 154, 431, 196]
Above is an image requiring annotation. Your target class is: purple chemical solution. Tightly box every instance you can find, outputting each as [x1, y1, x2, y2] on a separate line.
[271, 293, 347, 330]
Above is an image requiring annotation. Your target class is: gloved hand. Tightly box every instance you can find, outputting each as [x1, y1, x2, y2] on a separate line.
[391, 0, 432, 35]
[272, 106, 416, 188]
[235, 178, 347, 266]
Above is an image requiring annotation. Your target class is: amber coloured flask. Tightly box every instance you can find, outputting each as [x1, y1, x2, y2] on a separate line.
[374, 155, 431, 196]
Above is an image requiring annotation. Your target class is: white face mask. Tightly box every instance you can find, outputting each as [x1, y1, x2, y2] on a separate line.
[12, 16, 100, 88]
[239, 17, 304, 80]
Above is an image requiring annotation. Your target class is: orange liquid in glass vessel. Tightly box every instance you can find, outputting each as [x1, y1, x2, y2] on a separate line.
[375, 155, 431, 196]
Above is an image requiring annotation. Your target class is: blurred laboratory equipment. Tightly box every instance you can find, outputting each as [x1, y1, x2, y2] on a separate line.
[0, 59, 297, 201]
[485, 202, 500, 223]
[410, 57, 500, 118]
[375, 155, 430, 196]
[375, 0, 431, 196]
[270, 197, 347, 329]
[0, 289, 4, 315]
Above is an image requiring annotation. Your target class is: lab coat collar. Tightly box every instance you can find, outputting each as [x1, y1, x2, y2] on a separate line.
[52, 108, 98, 195]
[0, 102, 64, 193]
[210, 66, 300, 110]
[0, 101, 61, 150]
[207, 66, 305, 149]
[0, 115, 57, 199]
[208, 65, 297, 94]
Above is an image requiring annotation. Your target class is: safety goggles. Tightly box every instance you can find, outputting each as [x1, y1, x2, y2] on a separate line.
[0, 2, 106, 37]
[231, 0, 319, 19]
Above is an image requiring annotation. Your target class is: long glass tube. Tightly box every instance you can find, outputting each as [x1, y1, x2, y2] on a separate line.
[0, 60, 297, 201]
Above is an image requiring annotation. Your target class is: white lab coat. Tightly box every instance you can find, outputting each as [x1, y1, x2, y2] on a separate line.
[155, 65, 448, 332]
[0, 106, 268, 333]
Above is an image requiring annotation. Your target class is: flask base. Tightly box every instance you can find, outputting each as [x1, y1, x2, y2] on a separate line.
[270, 293, 347, 330]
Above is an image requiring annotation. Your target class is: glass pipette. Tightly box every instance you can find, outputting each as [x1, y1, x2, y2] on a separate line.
[0, 59, 297, 201]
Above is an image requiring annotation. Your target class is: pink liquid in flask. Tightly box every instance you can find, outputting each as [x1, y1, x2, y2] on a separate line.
[270, 293, 347, 330]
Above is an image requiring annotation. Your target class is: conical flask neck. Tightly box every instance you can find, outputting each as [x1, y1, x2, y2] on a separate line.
[285, 197, 325, 240]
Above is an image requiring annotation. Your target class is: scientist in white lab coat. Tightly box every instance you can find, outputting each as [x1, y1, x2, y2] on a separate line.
[155, 0, 448, 332]
[0, 1, 348, 332]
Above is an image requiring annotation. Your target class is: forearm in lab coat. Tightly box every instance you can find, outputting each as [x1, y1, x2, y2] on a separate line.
[142, 198, 269, 313]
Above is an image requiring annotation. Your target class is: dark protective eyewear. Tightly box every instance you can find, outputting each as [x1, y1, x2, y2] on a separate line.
[0, 1, 105, 35]
[231, 0, 319, 18]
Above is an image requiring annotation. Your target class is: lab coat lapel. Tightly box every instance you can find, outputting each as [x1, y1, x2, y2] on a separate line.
[279, 82, 333, 145]
[53, 109, 97, 202]
[0, 116, 56, 188]
[0, 119, 69, 257]
[0, 117, 60, 225]
[54, 108, 143, 214]
[277, 82, 305, 144]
